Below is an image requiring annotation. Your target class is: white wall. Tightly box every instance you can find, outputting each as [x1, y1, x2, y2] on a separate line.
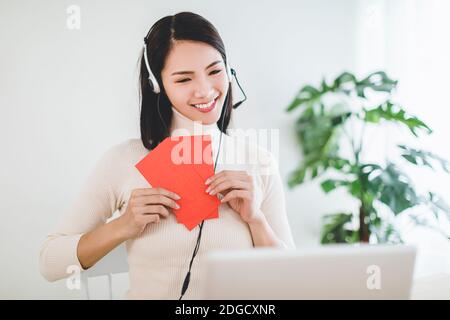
[0, 0, 397, 299]
[354, 0, 450, 276]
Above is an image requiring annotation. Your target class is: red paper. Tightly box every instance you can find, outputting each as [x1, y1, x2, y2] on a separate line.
[135, 135, 220, 230]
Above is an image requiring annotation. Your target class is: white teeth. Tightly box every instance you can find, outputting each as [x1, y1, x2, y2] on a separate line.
[193, 98, 216, 109]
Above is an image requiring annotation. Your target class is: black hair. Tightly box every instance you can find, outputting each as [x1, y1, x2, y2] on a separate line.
[139, 12, 233, 151]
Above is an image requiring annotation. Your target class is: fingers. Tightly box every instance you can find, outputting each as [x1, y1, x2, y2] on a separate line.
[208, 174, 250, 190]
[128, 188, 181, 227]
[205, 170, 248, 185]
[132, 187, 181, 201]
[220, 190, 252, 203]
[205, 171, 253, 195]
[137, 213, 160, 225]
[135, 194, 180, 210]
[207, 179, 251, 196]
[133, 205, 171, 218]
[131, 187, 181, 212]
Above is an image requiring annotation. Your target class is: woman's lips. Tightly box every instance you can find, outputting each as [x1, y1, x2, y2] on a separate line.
[191, 97, 218, 113]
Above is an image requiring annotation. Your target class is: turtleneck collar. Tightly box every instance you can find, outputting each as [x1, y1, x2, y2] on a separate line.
[169, 106, 227, 169]
[169, 106, 221, 138]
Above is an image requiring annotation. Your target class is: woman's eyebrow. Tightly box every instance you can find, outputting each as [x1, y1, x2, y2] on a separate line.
[171, 60, 222, 76]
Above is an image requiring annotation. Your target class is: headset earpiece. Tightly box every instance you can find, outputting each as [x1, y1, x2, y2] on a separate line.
[226, 62, 232, 83]
[143, 43, 161, 94]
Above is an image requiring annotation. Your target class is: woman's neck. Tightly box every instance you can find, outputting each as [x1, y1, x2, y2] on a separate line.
[169, 106, 221, 138]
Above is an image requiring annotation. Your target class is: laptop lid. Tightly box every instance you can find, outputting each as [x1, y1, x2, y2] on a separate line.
[201, 244, 416, 299]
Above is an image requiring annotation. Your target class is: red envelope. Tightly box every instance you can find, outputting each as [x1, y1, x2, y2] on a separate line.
[135, 135, 220, 231]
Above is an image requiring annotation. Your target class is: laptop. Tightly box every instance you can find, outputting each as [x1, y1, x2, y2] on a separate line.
[201, 244, 416, 299]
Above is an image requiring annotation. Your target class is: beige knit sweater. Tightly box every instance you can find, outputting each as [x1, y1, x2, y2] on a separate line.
[39, 107, 296, 299]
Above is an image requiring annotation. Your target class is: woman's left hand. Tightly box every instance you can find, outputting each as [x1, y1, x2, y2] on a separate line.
[205, 170, 262, 224]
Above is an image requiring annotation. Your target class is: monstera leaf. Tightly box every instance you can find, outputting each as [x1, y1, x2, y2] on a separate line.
[363, 102, 432, 137]
[398, 145, 450, 172]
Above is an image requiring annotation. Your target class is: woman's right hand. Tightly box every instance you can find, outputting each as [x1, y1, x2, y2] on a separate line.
[118, 187, 181, 239]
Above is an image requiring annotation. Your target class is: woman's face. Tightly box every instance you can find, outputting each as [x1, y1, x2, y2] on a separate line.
[161, 40, 229, 125]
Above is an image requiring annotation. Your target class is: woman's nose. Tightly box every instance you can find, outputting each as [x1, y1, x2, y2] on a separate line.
[193, 78, 214, 98]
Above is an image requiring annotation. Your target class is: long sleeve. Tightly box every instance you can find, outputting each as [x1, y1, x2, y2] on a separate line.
[259, 151, 296, 249]
[39, 146, 122, 282]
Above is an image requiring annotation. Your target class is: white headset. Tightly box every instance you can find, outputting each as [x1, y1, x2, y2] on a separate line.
[143, 42, 233, 94]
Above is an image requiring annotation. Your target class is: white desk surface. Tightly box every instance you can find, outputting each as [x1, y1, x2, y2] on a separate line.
[411, 273, 450, 299]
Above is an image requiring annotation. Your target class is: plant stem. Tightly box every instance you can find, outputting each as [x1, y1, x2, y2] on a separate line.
[355, 119, 370, 242]
[358, 121, 366, 160]
[359, 205, 370, 242]
[357, 162, 370, 242]
[357, 112, 370, 242]
[342, 117, 370, 242]
[343, 119, 358, 164]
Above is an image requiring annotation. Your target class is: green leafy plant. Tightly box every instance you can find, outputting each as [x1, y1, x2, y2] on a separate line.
[286, 71, 450, 244]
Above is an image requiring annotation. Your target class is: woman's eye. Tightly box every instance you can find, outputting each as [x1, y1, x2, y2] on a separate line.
[175, 70, 222, 84]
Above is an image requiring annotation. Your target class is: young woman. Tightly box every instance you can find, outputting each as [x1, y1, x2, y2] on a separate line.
[40, 12, 295, 299]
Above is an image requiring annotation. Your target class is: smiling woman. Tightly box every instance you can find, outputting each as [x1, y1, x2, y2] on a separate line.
[161, 41, 227, 120]
[39, 11, 295, 300]
[139, 12, 236, 151]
